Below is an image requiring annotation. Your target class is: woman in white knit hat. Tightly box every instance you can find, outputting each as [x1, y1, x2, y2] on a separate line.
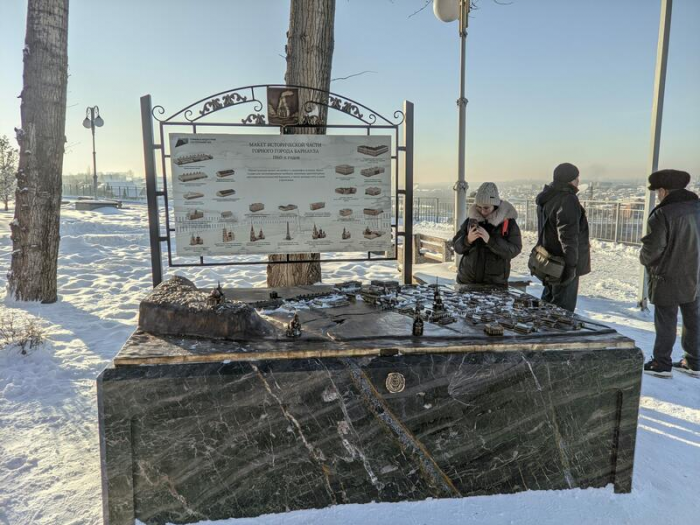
[452, 182, 522, 286]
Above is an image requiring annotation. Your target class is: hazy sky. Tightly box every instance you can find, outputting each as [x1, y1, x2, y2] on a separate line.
[0, 0, 698, 185]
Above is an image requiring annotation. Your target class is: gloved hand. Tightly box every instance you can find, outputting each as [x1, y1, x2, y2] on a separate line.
[559, 265, 577, 286]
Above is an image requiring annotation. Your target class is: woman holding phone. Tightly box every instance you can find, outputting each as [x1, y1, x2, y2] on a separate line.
[452, 182, 522, 287]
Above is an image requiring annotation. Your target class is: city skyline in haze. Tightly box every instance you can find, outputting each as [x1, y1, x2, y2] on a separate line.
[0, 0, 698, 185]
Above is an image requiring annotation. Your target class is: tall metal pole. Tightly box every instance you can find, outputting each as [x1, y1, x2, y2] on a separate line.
[638, 0, 673, 309]
[90, 107, 98, 199]
[454, 0, 470, 269]
[402, 100, 415, 285]
[141, 95, 163, 287]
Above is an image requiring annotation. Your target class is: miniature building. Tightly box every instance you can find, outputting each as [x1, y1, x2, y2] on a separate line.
[187, 210, 204, 220]
[342, 228, 351, 240]
[285, 312, 302, 338]
[216, 169, 235, 178]
[249, 203, 264, 213]
[363, 208, 383, 216]
[279, 204, 298, 212]
[207, 282, 226, 307]
[310, 202, 325, 211]
[339, 209, 353, 217]
[365, 187, 381, 196]
[335, 187, 357, 195]
[285, 222, 292, 241]
[412, 305, 424, 336]
[216, 189, 236, 197]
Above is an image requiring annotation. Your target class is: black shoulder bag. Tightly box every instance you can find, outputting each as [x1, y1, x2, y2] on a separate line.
[528, 206, 565, 284]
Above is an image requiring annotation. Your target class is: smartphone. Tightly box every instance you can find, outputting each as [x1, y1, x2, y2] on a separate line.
[468, 218, 479, 230]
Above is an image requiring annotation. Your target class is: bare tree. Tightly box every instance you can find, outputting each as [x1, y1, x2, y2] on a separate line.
[267, 0, 336, 287]
[0, 136, 18, 212]
[8, 0, 69, 303]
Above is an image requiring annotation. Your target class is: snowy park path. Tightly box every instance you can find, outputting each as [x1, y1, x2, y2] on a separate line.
[0, 205, 698, 525]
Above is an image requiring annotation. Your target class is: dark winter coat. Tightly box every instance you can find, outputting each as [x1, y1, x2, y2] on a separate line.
[535, 181, 591, 276]
[453, 200, 522, 286]
[640, 189, 700, 306]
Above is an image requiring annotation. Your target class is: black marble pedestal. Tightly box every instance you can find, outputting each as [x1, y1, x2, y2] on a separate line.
[98, 286, 643, 525]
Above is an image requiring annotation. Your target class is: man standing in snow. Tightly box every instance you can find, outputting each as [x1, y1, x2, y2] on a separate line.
[640, 169, 700, 378]
[535, 163, 591, 312]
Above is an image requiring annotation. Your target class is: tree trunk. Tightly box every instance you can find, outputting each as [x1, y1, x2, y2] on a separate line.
[266, 0, 335, 288]
[8, 0, 68, 303]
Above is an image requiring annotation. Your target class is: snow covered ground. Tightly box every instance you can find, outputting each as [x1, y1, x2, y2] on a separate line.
[0, 204, 698, 525]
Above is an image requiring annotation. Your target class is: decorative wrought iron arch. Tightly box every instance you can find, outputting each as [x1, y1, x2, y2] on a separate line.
[140, 84, 414, 287]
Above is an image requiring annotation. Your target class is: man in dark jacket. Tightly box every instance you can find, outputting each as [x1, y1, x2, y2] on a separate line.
[640, 169, 700, 378]
[535, 163, 591, 312]
[453, 182, 522, 286]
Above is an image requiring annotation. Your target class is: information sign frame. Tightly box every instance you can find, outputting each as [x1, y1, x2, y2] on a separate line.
[140, 84, 413, 286]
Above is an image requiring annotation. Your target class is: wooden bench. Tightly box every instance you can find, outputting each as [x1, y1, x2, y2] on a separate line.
[397, 233, 454, 265]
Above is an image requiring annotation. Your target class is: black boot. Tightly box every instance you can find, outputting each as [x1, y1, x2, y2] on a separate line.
[644, 359, 672, 378]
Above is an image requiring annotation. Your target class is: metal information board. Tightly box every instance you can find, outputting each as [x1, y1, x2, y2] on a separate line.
[170, 133, 392, 256]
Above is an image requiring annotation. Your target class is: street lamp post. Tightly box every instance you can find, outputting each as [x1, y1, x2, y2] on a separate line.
[82, 106, 104, 199]
[434, 0, 470, 242]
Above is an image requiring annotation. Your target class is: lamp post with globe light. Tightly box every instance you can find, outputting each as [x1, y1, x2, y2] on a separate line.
[82, 106, 104, 199]
[433, 0, 470, 241]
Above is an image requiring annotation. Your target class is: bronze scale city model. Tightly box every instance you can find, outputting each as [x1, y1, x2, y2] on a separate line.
[99, 277, 644, 524]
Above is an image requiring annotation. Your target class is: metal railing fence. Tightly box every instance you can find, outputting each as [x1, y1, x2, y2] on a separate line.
[397, 197, 646, 245]
[62, 184, 147, 202]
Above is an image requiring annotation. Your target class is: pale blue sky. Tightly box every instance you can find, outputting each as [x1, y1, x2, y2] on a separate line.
[0, 0, 698, 184]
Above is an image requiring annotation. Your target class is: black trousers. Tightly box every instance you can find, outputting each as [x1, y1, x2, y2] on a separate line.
[542, 277, 579, 313]
[653, 295, 700, 369]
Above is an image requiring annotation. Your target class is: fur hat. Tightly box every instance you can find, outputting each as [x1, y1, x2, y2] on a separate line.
[648, 169, 690, 191]
[553, 163, 579, 183]
[474, 182, 501, 207]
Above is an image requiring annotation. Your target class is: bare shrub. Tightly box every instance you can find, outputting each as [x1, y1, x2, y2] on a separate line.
[0, 312, 45, 354]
